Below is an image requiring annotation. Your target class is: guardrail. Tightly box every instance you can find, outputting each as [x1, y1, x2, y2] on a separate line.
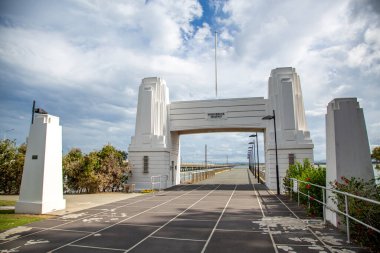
[180, 168, 230, 184]
[150, 175, 168, 192]
[180, 164, 231, 172]
[258, 167, 265, 182]
[284, 178, 380, 243]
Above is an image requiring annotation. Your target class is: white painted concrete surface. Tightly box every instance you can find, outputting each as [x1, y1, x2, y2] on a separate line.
[325, 98, 374, 226]
[16, 114, 66, 214]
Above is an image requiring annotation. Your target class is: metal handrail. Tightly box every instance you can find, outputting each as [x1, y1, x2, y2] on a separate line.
[180, 167, 229, 184]
[151, 175, 162, 191]
[285, 177, 380, 243]
[291, 178, 380, 205]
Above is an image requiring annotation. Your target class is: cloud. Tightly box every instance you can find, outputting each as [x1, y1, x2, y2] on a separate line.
[0, 0, 379, 163]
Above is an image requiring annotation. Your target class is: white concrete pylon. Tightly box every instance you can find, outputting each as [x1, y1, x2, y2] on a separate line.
[16, 113, 66, 214]
[265, 67, 314, 192]
[325, 98, 374, 226]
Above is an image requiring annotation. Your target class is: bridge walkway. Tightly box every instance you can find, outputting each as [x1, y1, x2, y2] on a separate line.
[0, 169, 368, 252]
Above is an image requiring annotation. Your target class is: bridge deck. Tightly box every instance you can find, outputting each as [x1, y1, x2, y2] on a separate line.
[0, 169, 368, 252]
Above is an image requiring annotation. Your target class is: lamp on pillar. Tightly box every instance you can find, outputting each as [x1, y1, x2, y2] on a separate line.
[249, 141, 256, 176]
[250, 133, 260, 183]
[248, 146, 253, 173]
[262, 110, 280, 195]
[247, 152, 251, 171]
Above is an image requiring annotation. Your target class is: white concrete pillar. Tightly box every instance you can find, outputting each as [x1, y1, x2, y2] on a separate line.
[325, 98, 374, 226]
[265, 67, 314, 192]
[128, 77, 172, 190]
[16, 114, 66, 214]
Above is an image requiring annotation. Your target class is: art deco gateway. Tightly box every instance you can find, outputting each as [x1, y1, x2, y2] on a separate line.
[128, 67, 314, 191]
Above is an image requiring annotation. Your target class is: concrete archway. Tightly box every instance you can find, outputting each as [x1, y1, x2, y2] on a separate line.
[128, 67, 314, 191]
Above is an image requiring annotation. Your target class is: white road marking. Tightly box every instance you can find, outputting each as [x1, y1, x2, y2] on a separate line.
[252, 171, 279, 253]
[150, 236, 207, 242]
[50, 184, 205, 252]
[24, 239, 49, 246]
[125, 184, 222, 253]
[0, 227, 33, 241]
[200, 185, 237, 253]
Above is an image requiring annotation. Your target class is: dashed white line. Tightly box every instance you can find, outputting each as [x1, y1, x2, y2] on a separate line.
[200, 184, 237, 253]
[251, 170, 279, 253]
[69, 244, 125, 251]
[0, 191, 163, 246]
[49, 184, 204, 252]
[150, 236, 207, 242]
[124, 184, 222, 253]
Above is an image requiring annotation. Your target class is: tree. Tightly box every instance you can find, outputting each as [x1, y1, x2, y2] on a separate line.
[63, 148, 85, 193]
[13, 143, 26, 194]
[372, 146, 380, 163]
[62, 145, 130, 193]
[98, 145, 129, 192]
[0, 139, 26, 194]
[82, 151, 101, 193]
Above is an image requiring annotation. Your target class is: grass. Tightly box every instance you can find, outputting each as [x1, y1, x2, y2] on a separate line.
[0, 200, 16, 206]
[0, 209, 55, 231]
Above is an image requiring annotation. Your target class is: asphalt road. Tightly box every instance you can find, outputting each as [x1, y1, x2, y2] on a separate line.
[0, 168, 369, 252]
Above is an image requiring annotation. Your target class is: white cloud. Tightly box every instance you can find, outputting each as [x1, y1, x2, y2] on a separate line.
[0, 0, 379, 162]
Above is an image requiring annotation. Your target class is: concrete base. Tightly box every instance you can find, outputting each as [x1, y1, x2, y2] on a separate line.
[128, 150, 177, 191]
[15, 199, 66, 214]
[265, 146, 314, 192]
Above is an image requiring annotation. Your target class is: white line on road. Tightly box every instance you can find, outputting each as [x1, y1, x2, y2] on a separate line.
[200, 184, 237, 253]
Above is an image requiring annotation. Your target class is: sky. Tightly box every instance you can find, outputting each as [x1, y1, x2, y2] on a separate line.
[0, 0, 379, 163]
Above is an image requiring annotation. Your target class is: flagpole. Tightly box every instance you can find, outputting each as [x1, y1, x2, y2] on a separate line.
[214, 31, 218, 98]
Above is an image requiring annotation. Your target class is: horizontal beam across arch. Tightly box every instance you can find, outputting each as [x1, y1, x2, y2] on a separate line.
[169, 97, 268, 133]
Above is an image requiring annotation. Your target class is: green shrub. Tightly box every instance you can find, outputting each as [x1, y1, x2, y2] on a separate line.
[63, 145, 130, 193]
[283, 159, 326, 217]
[0, 140, 26, 194]
[331, 177, 380, 250]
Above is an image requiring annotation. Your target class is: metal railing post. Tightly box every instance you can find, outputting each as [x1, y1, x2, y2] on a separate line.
[285, 177, 380, 238]
[308, 190, 310, 209]
[322, 188, 326, 224]
[345, 195, 350, 243]
[297, 180, 300, 206]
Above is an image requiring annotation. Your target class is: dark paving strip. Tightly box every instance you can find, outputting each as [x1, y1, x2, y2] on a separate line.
[71, 224, 159, 250]
[122, 212, 180, 226]
[177, 210, 222, 221]
[0, 230, 89, 253]
[128, 236, 206, 253]
[57, 244, 125, 252]
[50, 184, 206, 252]
[204, 230, 275, 253]
[0, 169, 371, 253]
[126, 185, 221, 252]
[0, 185, 192, 252]
[0, 193, 161, 247]
[153, 219, 217, 241]
[200, 185, 237, 252]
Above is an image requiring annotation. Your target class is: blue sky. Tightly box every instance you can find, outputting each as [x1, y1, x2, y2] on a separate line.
[0, 0, 379, 163]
